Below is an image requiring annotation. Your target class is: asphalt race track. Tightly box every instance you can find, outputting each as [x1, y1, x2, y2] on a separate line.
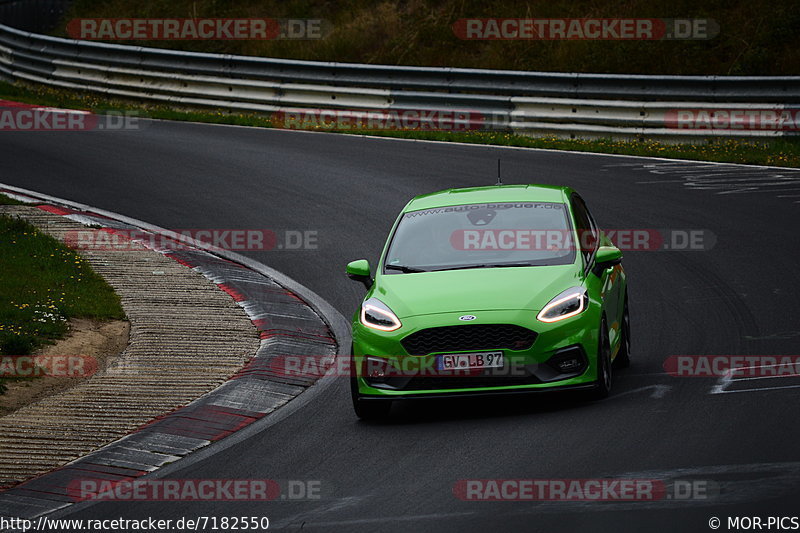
[3, 121, 799, 532]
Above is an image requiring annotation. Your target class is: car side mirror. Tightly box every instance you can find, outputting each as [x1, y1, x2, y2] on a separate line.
[592, 246, 622, 276]
[346, 259, 373, 289]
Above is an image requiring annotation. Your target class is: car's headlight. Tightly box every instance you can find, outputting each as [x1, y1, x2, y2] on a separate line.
[536, 287, 589, 323]
[360, 298, 402, 331]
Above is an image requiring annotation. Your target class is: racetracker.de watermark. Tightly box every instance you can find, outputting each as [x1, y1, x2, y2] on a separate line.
[664, 355, 800, 377]
[66, 18, 331, 40]
[0, 102, 145, 132]
[67, 479, 322, 501]
[63, 229, 318, 252]
[269, 355, 537, 379]
[449, 228, 715, 252]
[665, 108, 800, 131]
[272, 109, 506, 131]
[453, 18, 718, 40]
[0, 355, 97, 378]
[453, 478, 717, 501]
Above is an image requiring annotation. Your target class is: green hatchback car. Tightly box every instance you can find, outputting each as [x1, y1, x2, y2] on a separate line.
[346, 185, 629, 419]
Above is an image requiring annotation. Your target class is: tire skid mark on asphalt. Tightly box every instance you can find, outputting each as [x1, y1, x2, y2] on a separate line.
[278, 462, 800, 529]
[288, 511, 479, 530]
[602, 162, 800, 201]
[710, 364, 800, 395]
[268, 496, 365, 530]
[605, 384, 672, 400]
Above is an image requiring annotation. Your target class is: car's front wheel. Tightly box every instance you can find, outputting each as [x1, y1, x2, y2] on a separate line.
[350, 376, 392, 420]
[589, 317, 612, 400]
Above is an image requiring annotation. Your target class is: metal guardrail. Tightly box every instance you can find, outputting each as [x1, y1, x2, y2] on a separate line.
[1, 22, 798, 140]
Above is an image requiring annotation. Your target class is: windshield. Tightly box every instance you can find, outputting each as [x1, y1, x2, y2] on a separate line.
[384, 202, 576, 273]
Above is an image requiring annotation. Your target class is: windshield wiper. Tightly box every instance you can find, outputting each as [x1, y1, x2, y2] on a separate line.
[434, 262, 536, 271]
[385, 264, 428, 273]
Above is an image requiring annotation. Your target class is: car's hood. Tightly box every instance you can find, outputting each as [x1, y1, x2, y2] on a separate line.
[372, 265, 581, 318]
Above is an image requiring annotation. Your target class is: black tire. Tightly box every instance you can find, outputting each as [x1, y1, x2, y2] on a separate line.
[590, 318, 612, 400]
[615, 294, 631, 369]
[351, 376, 392, 420]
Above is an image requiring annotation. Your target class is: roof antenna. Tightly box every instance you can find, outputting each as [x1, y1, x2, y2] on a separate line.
[496, 158, 503, 186]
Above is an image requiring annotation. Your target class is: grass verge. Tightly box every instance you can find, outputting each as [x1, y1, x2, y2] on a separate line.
[0, 205, 125, 393]
[0, 193, 24, 206]
[1, 80, 799, 168]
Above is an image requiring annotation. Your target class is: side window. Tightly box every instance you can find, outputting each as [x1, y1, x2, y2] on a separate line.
[571, 194, 598, 268]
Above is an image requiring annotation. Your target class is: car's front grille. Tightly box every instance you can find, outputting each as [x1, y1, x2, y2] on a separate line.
[400, 324, 537, 355]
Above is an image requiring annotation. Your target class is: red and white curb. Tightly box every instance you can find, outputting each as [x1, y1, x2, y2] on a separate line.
[0, 187, 345, 519]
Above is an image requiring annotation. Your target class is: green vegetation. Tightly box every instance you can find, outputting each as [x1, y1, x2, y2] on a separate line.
[59, 0, 800, 75]
[364, 130, 800, 168]
[0, 209, 125, 391]
[0, 194, 23, 206]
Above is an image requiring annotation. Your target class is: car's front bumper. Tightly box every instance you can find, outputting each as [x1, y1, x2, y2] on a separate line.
[352, 307, 602, 398]
[356, 382, 597, 401]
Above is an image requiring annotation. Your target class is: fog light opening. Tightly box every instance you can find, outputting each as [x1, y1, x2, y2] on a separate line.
[555, 357, 582, 373]
[547, 346, 588, 375]
[363, 356, 391, 381]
